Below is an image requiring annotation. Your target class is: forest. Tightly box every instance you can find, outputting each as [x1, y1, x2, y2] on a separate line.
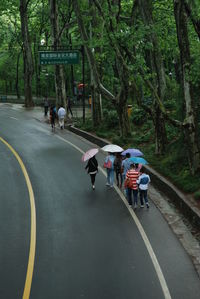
[0, 0, 200, 199]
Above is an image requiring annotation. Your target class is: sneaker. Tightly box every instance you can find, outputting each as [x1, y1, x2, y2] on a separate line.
[140, 205, 144, 208]
[106, 183, 110, 186]
[110, 185, 114, 188]
[146, 203, 149, 208]
[92, 185, 95, 190]
[134, 204, 137, 209]
[129, 204, 132, 208]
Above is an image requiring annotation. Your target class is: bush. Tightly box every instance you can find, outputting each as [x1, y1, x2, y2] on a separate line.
[103, 109, 119, 128]
[194, 190, 200, 201]
[130, 107, 147, 125]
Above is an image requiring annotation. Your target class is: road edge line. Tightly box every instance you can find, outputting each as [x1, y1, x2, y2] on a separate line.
[0, 137, 36, 299]
[56, 134, 172, 299]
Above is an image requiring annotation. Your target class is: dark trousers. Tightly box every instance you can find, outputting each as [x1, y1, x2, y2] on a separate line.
[67, 107, 73, 116]
[127, 188, 138, 205]
[139, 189, 148, 205]
[115, 171, 123, 187]
[44, 106, 48, 116]
[90, 174, 96, 185]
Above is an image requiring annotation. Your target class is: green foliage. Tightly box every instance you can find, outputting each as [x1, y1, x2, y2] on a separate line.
[130, 106, 147, 125]
[102, 109, 119, 128]
[194, 190, 200, 201]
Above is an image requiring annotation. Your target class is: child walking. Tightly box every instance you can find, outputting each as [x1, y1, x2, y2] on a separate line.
[137, 167, 151, 208]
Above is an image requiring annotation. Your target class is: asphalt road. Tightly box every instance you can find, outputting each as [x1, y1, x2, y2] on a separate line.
[0, 103, 200, 299]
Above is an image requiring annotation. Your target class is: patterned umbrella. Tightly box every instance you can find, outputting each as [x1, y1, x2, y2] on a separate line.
[82, 148, 99, 162]
[122, 148, 143, 157]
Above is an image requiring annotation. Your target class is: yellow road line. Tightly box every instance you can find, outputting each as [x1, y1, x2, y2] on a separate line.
[0, 137, 36, 299]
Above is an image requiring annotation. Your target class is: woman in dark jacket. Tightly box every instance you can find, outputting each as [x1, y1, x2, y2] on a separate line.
[85, 155, 98, 190]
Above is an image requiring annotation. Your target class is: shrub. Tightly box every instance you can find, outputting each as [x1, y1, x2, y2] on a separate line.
[130, 107, 146, 125]
[194, 191, 200, 201]
[103, 109, 119, 128]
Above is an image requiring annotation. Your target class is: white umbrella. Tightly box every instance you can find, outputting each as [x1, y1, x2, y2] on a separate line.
[101, 144, 124, 153]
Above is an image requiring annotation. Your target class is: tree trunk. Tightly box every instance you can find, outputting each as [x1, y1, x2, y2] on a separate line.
[89, 0, 102, 126]
[19, 0, 34, 107]
[117, 88, 131, 137]
[49, 0, 67, 108]
[138, 0, 167, 154]
[174, 0, 200, 174]
[33, 36, 41, 97]
[15, 51, 21, 99]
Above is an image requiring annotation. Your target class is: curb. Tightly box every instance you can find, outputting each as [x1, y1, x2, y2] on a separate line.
[67, 124, 200, 229]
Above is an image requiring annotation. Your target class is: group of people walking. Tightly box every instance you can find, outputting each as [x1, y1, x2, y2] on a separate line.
[49, 105, 66, 131]
[85, 151, 150, 209]
[43, 97, 73, 131]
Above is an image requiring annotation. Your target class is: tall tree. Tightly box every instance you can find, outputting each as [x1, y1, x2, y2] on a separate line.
[174, 0, 200, 173]
[49, 0, 67, 108]
[88, 0, 102, 126]
[19, 0, 34, 107]
[137, 0, 167, 154]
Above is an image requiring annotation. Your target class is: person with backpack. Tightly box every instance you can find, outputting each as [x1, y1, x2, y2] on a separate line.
[126, 163, 140, 208]
[85, 155, 98, 190]
[137, 167, 151, 208]
[104, 153, 115, 188]
[114, 153, 123, 188]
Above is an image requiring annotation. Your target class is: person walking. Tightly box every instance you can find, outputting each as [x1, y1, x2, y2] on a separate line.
[67, 97, 73, 117]
[114, 153, 123, 188]
[104, 153, 115, 188]
[126, 163, 139, 208]
[121, 153, 131, 197]
[44, 96, 49, 116]
[85, 155, 98, 190]
[137, 167, 151, 208]
[49, 105, 57, 132]
[58, 105, 66, 129]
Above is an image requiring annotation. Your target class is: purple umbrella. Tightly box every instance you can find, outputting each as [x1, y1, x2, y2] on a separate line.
[122, 148, 143, 157]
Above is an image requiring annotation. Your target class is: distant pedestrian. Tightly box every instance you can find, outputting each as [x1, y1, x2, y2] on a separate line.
[126, 163, 139, 208]
[67, 97, 73, 117]
[114, 153, 123, 188]
[44, 97, 49, 116]
[49, 105, 57, 131]
[58, 105, 66, 129]
[104, 153, 115, 187]
[85, 155, 98, 190]
[137, 167, 151, 208]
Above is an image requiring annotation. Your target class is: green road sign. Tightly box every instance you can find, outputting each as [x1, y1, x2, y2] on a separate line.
[39, 51, 79, 65]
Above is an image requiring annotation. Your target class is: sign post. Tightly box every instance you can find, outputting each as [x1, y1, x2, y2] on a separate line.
[39, 51, 79, 65]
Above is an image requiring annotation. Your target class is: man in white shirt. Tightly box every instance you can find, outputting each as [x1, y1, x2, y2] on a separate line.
[57, 105, 66, 129]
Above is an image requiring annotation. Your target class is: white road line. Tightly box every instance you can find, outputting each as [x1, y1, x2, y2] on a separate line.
[9, 116, 18, 120]
[56, 134, 172, 299]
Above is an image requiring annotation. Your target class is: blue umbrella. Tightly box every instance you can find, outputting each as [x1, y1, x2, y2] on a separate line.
[122, 148, 143, 157]
[128, 157, 148, 165]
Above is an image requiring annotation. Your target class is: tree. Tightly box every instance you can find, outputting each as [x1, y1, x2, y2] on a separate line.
[49, 0, 67, 108]
[174, 0, 200, 174]
[19, 0, 34, 107]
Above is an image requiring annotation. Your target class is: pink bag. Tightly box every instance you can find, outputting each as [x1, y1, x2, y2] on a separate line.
[103, 159, 112, 169]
